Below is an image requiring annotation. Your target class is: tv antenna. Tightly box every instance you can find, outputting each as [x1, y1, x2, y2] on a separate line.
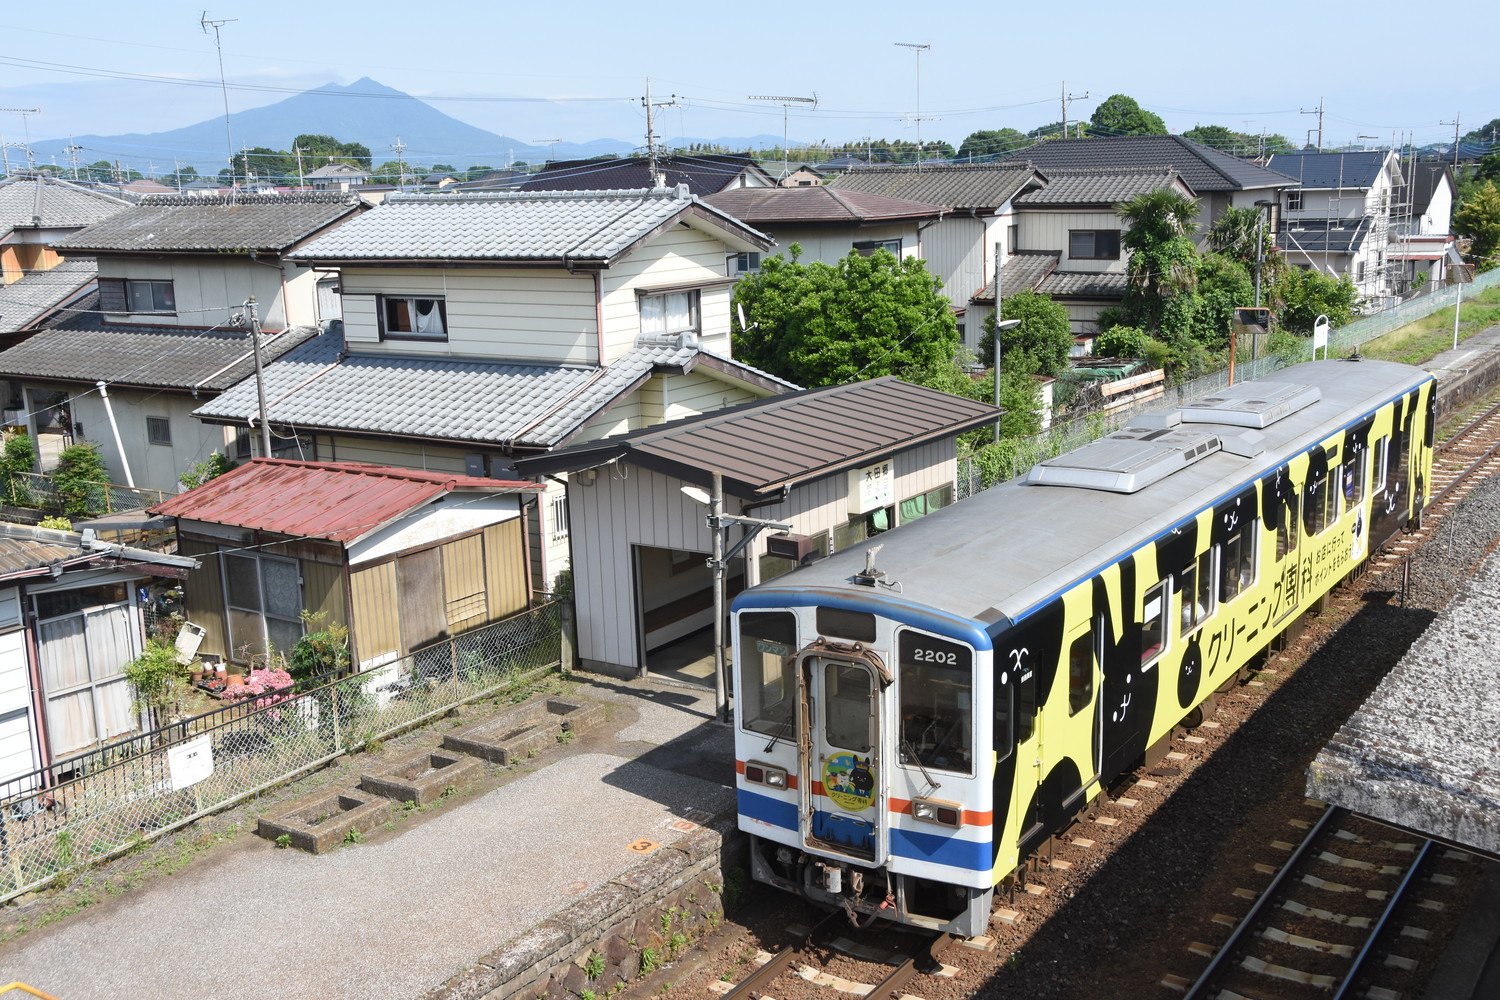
[894, 43, 932, 163]
[200, 12, 237, 192]
[749, 95, 817, 178]
[0, 108, 40, 174]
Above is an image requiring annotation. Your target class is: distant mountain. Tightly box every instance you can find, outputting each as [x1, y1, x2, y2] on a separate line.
[30, 78, 543, 174]
[25, 79, 808, 177]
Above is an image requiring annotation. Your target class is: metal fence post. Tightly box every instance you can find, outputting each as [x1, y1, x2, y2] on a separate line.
[559, 600, 576, 676]
[331, 682, 343, 754]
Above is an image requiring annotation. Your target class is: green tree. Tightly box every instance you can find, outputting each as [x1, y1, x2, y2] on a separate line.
[1116, 188, 1201, 338]
[292, 134, 372, 169]
[1462, 118, 1500, 147]
[52, 442, 110, 517]
[1454, 179, 1500, 273]
[1269, 267, 1357, 332]
[731, 245, 959, 386]
[1194, 254, 1255, 349]
[978, 290, 1073, 375]
[1088, 94, 1168, 136]
[1093, 325, 1149, 358]
[957, 129, 1028, 160]
[1205, 205, 1273, 268]
[0, 435, 36, 506]
[1182, 125, 1240, 150]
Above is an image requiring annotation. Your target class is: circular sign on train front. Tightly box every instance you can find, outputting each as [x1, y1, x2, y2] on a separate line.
[822, 753, 876, 811]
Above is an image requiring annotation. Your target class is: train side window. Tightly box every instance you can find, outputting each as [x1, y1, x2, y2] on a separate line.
[1015, 664, 1036, 743]
[737, 612, 797, 737]
[1218, 523, 1257, 603]
[1309, 472, 1338, 534]
[1141, 581, 1168, 667]
[1372, 437, 1389, 497]
[1276, 494, 1300, 560]
[993, 683, 1014, 764]
[1068, 634, 1093, 716]
[1180, 550, 1216, 633]
[1342, 449, 1366, 508]
[898, 632, 973, 774]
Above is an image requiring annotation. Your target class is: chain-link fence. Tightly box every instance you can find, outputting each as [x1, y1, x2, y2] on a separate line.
[0, 472, 170, 519]
[958, 269, 1500, 496]
[0, 601, 562, 903]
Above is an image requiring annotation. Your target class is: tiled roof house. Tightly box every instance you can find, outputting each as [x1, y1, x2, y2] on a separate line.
[192, 186, 793, 589]
[0, 192, 367, 491]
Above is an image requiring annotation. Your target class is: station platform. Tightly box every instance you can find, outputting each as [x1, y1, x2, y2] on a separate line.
[0, 676, 736, 1000]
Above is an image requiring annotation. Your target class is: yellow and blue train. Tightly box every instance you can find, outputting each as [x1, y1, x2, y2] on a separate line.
[731, 358, 1435, 936]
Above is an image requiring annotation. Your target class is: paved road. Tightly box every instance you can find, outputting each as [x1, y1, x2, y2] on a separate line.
[0, 679, 732, 1000]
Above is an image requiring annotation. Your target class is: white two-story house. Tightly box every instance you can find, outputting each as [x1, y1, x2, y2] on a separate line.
[0, 193, 366, 492]
[191, 186, 792, 591]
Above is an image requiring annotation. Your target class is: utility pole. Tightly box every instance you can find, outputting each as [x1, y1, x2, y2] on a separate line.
[294, 145, 306, 189]
[641, 80, 681, 188]
[391, 137, 408, 190]
[245, 297, 272, 459]
[1060, 82, 1089, 139]
[64, 141, 82, 181]
[1301, 97, 1325, 151]
[1441, 114, 1462, 168]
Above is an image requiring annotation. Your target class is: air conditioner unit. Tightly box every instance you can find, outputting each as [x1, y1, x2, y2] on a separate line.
[765, 532, 819, 562]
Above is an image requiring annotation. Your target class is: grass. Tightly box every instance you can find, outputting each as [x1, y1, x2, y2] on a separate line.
[1357, 286, 1500, 365]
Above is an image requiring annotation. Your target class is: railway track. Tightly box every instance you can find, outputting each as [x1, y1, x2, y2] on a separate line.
[1164, 803, 1474, 1000]
[715, 911, 957, 1000]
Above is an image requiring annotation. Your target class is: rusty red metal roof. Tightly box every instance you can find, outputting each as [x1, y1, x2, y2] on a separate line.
[149, 459, 539, 544]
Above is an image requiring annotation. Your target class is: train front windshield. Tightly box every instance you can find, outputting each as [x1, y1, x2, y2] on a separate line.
[896, 631, 973, 774]
[738, 611, 797, 736]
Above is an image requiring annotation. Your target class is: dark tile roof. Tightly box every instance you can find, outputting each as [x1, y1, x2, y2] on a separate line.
[49, 192, 365, 254]
[1015, 168, 1190, 206]
[1037, 271, 1130, 298]
[973, 251, 1061, 302]
[1264, 151, 1389, 190]
[0, 260, 97, 334]
[0, 294, 319, 390]
[828, 163, 1041, 210]
[0, 175, 131, 233]
[1277, 218, 1369, 254]
[511, 377, 999, 498]
[995, 135, 1296, 192]
[519, 155, 773, 197]
[192, 334, 793, 450]
[151, 459, 536, 542]
[702, 186, 942, 226]
[1403, 162, 1452, 216]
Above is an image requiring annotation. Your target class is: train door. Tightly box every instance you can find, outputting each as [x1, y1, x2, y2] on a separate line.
[800, 650, 884, 862]
[1008, 652, 1044, 853]
[1021, 622, 1099, 855]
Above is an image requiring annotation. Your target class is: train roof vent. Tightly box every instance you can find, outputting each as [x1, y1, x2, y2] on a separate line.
[1026, 426, 1223, 494]
[1178, 381, 1321, 428]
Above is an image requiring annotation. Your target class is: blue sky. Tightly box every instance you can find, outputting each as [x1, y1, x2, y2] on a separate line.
[2, 0, 1496, 164]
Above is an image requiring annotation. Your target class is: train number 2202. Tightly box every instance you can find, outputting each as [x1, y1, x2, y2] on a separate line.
[911, 647, 958, 665]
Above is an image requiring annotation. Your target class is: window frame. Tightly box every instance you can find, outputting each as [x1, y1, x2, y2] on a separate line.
[736, 611, 797, 737]
[638, 287, 702, 340]
[1140, 580, 1169, 668]
[1372, 437, 1390, 498]
[99, 277, 177, 316]
[1067, 633, 1093, 716]
[731, 252, 761, 275]
[145, 416, 172, 447]
[220, 551, 304, 662]
[896, 628, 974, 776]
[378, 294, 448, 342]
[1179, 550, 1218, 635]
[1287, 190, 1304, 211]
[853, 238, 902, 258]
[1068, 229, 1121, 260]
[1342, 447, 1366, 509]
[1217, 522, 1258, 603]
[1308, 470, 1339, 534]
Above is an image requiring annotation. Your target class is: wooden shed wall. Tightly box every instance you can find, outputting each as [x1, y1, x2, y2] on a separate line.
[177, 535, 227, 659]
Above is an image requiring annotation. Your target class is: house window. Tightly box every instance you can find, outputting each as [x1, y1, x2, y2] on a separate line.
[834, 507, 892, 550]
[34, 587, 139, 755]
[1287, 191, 1304, 211]
[898, 484, 953, 523]
[379, 295, 447, 341]
[222, 552, 303, 661]
[1068, 230, 1121, 260]
[1008, 224, 1019, 254]
[1356, 261, 1367, 282]
[146, 416, 172, 446]
[639, 289, 700, 339]
[550, 493, 570, 540]
[853, 239, 902, 257]
[732, 252, 761, 275]
[98, 278, 176, 315]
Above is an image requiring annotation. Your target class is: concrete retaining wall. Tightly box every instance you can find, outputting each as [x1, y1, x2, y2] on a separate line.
[421, 817, 745, 1000]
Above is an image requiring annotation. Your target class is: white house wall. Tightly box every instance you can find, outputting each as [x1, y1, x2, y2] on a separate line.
[1019, 211, 1129, 272]
[568, 439, 957, 675]
[348, 493, 521, 566]
[339, 267, 599, 364]
[0, 584, 37, 788]
[600, 226, 736, 362]
[65, 388, 234, 493]
[96, 257, 298, 331]
[757, 222, 922, 267]
[916, 214, 989, 312]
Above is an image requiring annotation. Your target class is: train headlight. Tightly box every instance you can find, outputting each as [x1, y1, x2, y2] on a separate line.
[745, 762, 789, 789]
[911, 797, 963, 828]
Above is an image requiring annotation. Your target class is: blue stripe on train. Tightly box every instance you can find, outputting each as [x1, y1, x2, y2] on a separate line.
[889, 827, 992, 872]
[738, 788, 798, 831]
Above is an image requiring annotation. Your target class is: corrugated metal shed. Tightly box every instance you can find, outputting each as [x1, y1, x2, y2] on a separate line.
[513, 377, 999, 498]
[149, 459, 539, 544]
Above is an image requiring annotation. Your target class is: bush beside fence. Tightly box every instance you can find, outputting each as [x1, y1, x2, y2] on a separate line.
[0, 602, 562, 904]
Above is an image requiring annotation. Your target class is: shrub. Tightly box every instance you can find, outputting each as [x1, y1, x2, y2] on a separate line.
[53, 442, 111, 517]
[0, 435, 36, 506]
[123, 638, 188, 724]
[179, 452, 236, 490]
[38, 516, 72, 531]
[289, 611, 351, 686]
[1093, 325, 1149, 359]
[219, 666, 295, 709]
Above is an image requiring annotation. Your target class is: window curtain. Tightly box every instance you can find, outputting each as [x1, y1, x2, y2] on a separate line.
[413, 298, 442, 335]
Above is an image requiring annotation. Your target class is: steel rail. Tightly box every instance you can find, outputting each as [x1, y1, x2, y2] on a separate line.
[864, 932, 953, 1000]
[1331, 838, 1436, 1000]
[1182, 804, 1346, 1000]
[719, 909, 842, 1000]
